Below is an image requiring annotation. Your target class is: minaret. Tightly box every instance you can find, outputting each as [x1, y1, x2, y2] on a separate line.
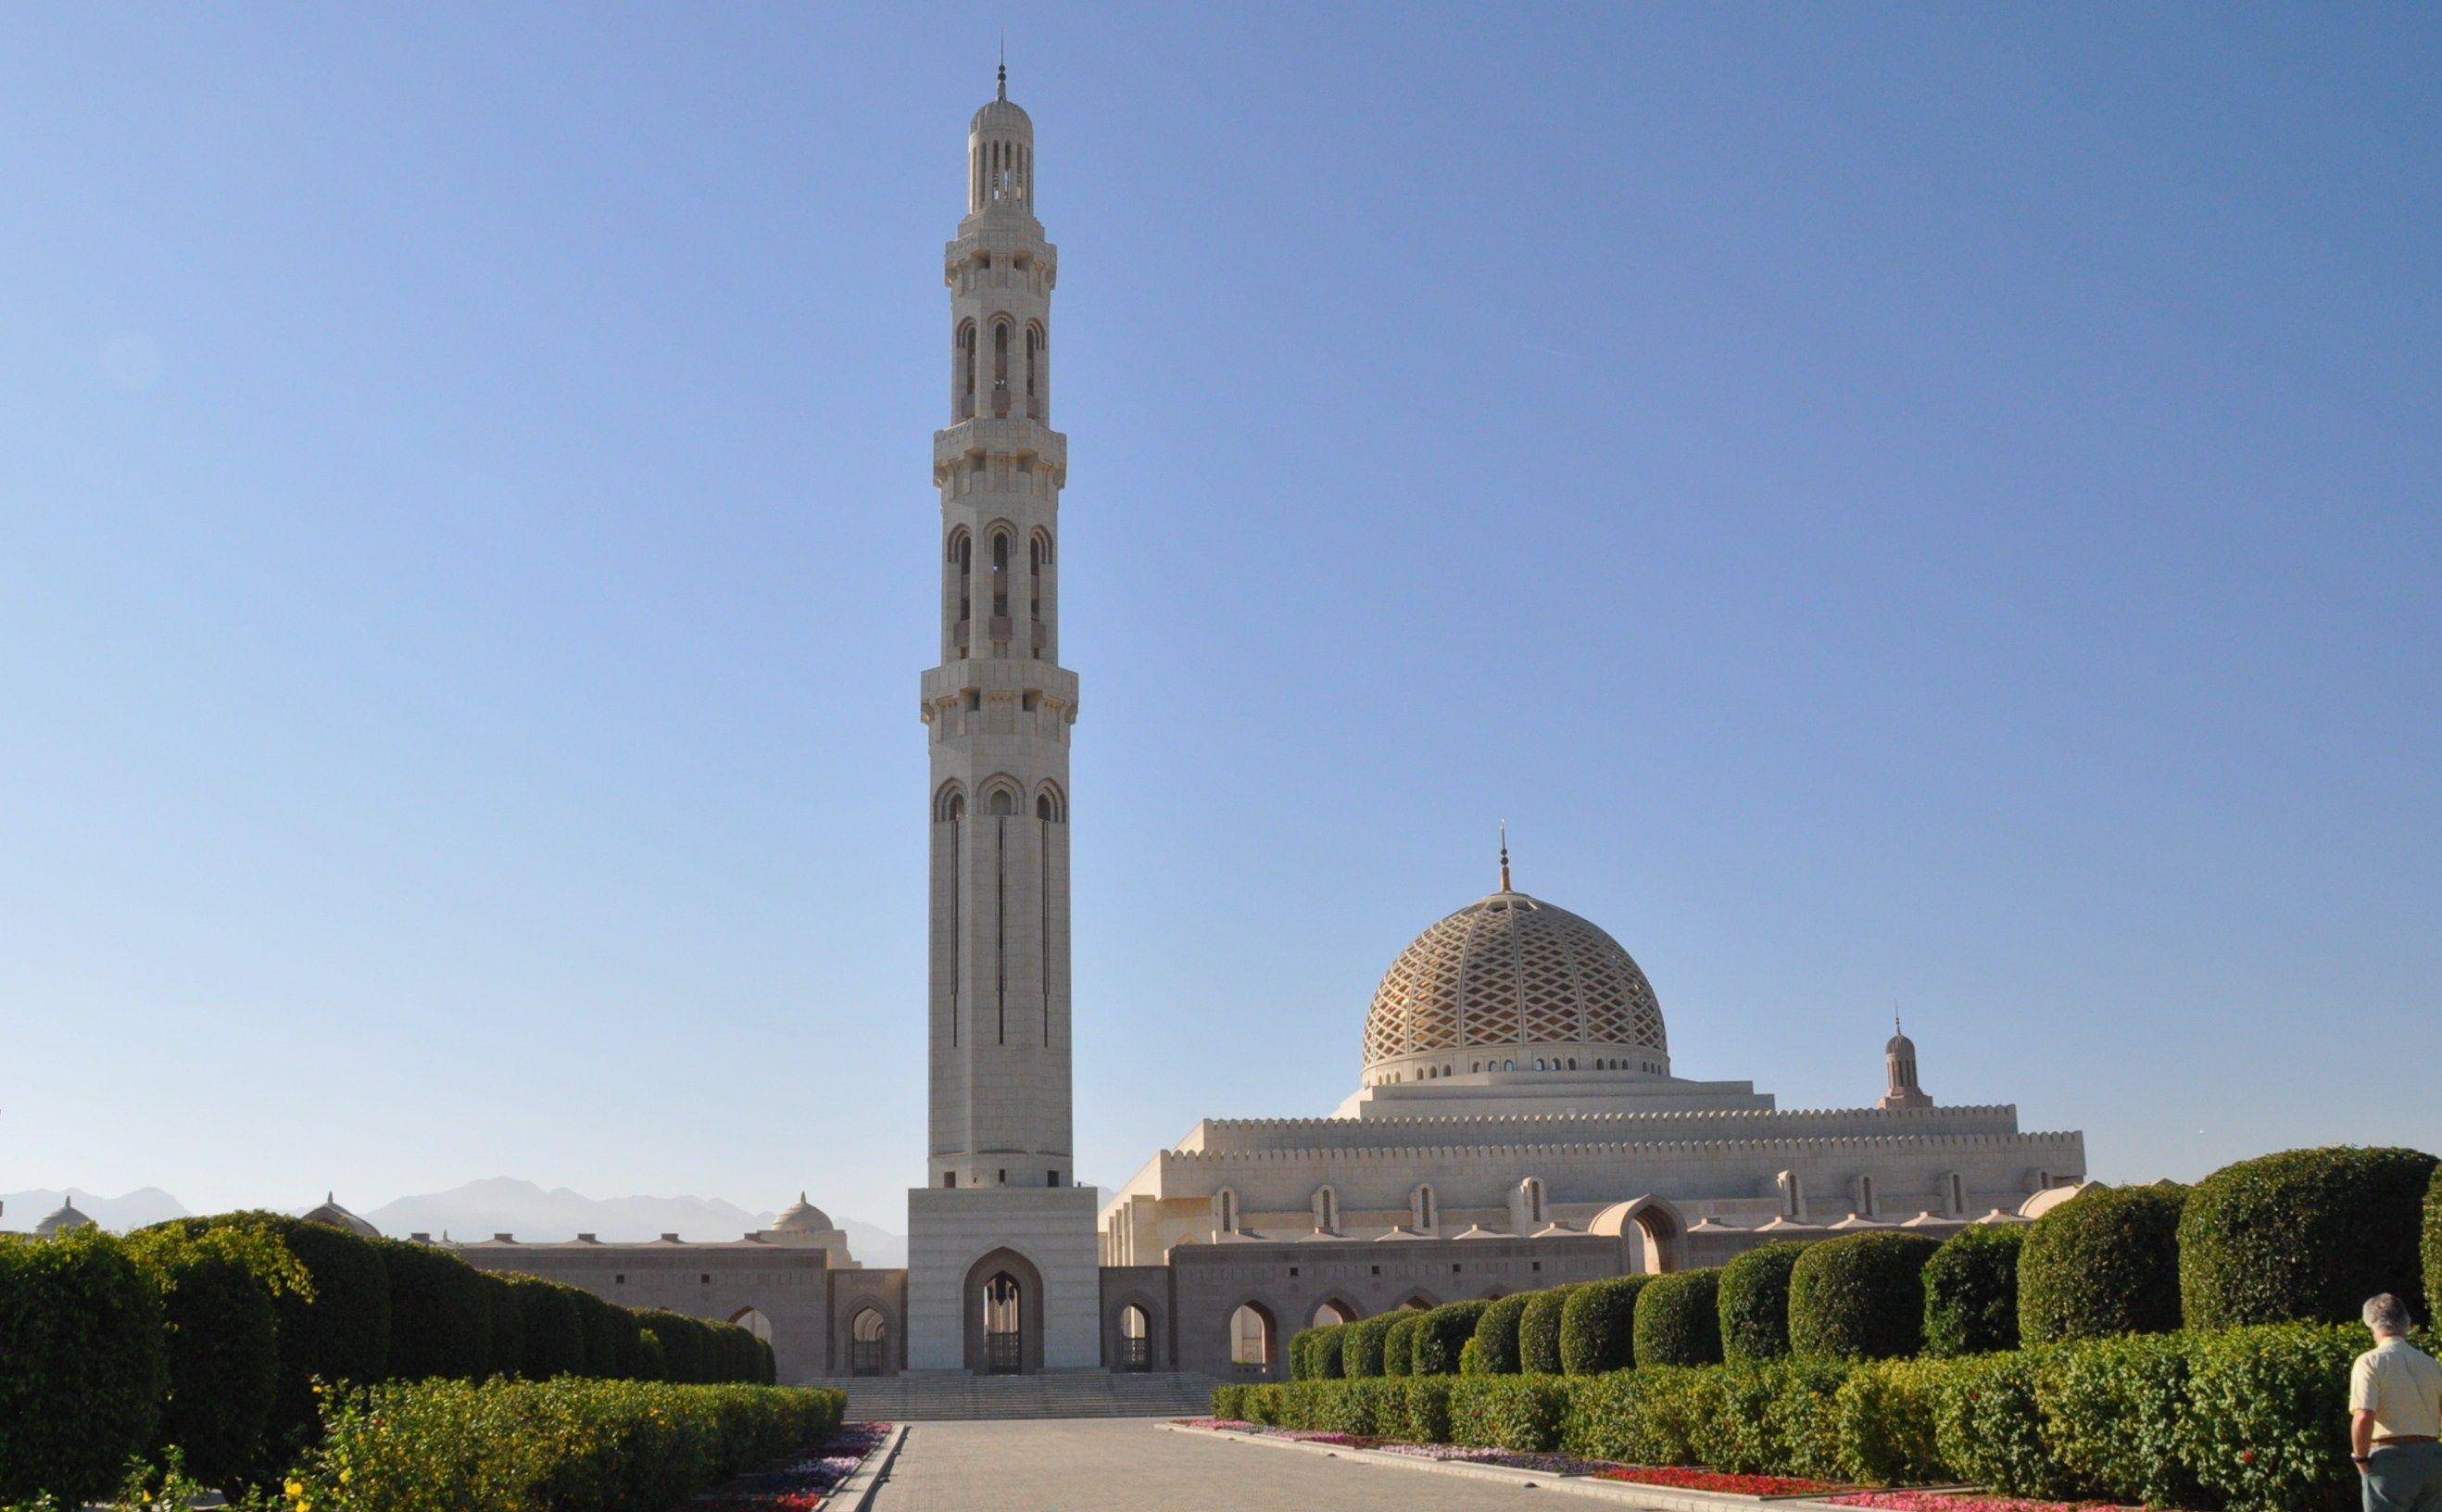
[1881, 1015, 1933, 1110]
[906, 70, 1100, 1374]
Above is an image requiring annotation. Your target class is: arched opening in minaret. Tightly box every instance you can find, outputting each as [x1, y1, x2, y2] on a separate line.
[991, 321, 1011, 415]
[955, 321, 976, 421]
[1025, 322, 1045, 420]
[989, 532, 1011, 624]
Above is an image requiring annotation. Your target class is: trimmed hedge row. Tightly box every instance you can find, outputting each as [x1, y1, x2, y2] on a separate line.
[1632, 1267, 1722, 1367]
[1217, 1321, 2393, 1512]
[2180, 1147, 2436, 1329]
[288, 1376, 844, 1512]
[3, 1215, 779, 1503]
[1718, 1241, 1806, 1362]
[1921, 1222, 2021, 1356]
[2019, 1182, 2186, 1343]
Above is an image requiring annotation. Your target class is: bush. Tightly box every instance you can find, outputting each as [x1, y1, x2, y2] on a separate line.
[1381, 1314, 1418, 1377]
[1560, 1368, 1684, 1466]
[1718, 1242, 1807, 1363]
[1412, 1300, 1490, 1376]
[1517, 1285, 1574, 1376]
[1450, 1375, 1568, 1451]
[2427, 1166, 2442, 1328]
[501, 1274, 587, 1380]
[481, 1271, 527, 1380]
[1468, 1293, 1532, 1375]
[1931, 1347, 2083, 1503]
[1633, 1267, 1723, 1367]
[1403, 1376, 1455, 1442]
[1832, 1356, 1948, 1486]
[2178, 1321, 2360, 1512]
[1209, 1382, 1246, 1420]
[568, 1289, 629, 1380]
[124, 1224, 308, 1489]
[1558, 1274, 1650, 1375]
[377, 1239, 491, 1382]
[158, 1213, 391, 1458]
[1342, 1315, 1394, 1378]
[2019, 1183, 2186, 1343]
[1788, 1232, 1940, 1360]
[1289, 1323, 1344, 1380]
[1921, 1224, 2022, 1356]
[288, 1376, 844, 1512]
[2182, 1147, 2437, 1329]
[0, 1229, 169, 1505]
[2036, 1329, 2204, 1510]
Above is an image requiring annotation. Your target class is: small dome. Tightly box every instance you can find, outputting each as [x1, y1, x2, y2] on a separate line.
[972, 95, 1032, 136]
[35, 1200, 94, 1238]
[772, 1192, 832, 1233]
[1362, 888, 1668, 1076]
[1886, 1028, 1915, 1055]
[302, 1192, 380, 1239]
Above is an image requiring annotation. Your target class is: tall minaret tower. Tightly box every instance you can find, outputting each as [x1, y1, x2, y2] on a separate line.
[906, 69, 1101, 1375]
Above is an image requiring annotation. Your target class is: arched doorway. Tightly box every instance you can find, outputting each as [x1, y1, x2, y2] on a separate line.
[962, 1248, 1045, 1375]
[1588, 1197, 1689, 1273]
[1228, 1303, 1276, 1376]
[850, 1307, 888, 1377]
[728, 1307, 774, 1344]
[1312, 1299, 1354, 1328]
[1119, 1304, 1152, 1372]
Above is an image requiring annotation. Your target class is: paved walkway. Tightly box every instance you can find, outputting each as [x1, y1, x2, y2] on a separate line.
[863, 1418, 1557, 1511]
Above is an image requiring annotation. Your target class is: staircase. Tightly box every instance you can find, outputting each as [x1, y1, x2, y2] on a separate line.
[802, 1369, 1222, 1422]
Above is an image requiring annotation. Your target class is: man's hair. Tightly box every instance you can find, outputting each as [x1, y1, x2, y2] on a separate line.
[2365, 1293, 2413, 1335]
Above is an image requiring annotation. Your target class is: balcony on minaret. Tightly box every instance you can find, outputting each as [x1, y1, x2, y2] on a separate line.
[932, 420, 1066, 487]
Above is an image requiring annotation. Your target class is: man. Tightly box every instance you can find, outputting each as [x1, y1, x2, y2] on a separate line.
[2354, 1293, 2442, 1511]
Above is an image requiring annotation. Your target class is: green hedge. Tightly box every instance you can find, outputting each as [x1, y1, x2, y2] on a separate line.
[1216, 1319, 2388, 1511]
[1289, 1322, 1345, 1380]
[124, 1224, 306, 1489]
[2020, 1183, 2186, 1342]
[378, 1237, 492, 1382]
[1517, 1285, 1575, 1375]
[0, 1229, 169, 1505]
[289, 1376, 845, 1512]
[1718, 1242, 1807, 1363]
[1413, 1301, 1490, 1376]
[1921, 1224, 2022, 1356]
[2428, 1166, 2442, 1327]
[1788, 1232, 1940, 1360]
[1632, 1268, 1722, 1367]
[1559, 1274, 1650, 1375]
[1381, 1314, 1419, 1377]
[2181, 1147, 2437, 1329]
[1468, 1294, 1532, 1375]
[483, 1270, 528, 1380]
[502, 1273, 587, 1379]
[1343, 1315, 1394, 1377]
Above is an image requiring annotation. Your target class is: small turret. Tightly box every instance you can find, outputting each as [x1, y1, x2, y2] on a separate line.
[1881, 1015, 1933, 1109]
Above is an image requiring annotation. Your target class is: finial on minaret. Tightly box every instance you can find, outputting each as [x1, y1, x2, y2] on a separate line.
[1499, 822, 1511, 892]
[998, 32, 1007, 101]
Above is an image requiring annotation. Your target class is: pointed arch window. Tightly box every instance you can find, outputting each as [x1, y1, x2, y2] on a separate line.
[1025, 323, 1045, 420]
[1411, 1184, 1438, 1232]
[990, 533, 1011, 620]
[955, 322, 976, 420]
[1214, 1188, 1240, 1235]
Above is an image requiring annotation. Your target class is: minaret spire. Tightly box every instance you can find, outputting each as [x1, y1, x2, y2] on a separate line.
[997, 32, 1007, 101]
[1499, 822, 1511, 892]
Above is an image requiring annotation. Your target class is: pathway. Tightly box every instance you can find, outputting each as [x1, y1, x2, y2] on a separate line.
[862, 1418, 1581, 1511]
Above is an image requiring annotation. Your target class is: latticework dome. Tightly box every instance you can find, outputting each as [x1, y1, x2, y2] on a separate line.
[773, 1193, 832, 1233]
[1362, 889, 1668, 1078]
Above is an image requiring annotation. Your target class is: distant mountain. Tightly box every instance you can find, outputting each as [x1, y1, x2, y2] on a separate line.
[0, 1187, 188, 1233]
[361, 1178, 908, 1267]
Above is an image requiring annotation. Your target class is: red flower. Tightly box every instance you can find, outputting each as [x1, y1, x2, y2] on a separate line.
[2238, 1450, 2255, 1463]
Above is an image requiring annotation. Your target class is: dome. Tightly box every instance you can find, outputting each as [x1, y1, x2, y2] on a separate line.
[302, 1193, 380, 1239]
[1362, 888, 1668, 1078]
[35, 1200, 94, 1238]
[971, 95, 1032, 135]
[772, 1192, 832, 1234]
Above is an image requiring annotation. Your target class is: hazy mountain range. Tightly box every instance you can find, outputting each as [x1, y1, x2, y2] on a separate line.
[1, 1177, 907, 1267]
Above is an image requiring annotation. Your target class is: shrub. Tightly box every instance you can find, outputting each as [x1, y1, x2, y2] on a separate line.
[2178, 1321, 2360, 1512]
[1921, 1224, 2022, 1356]
[1788, 1232, 1940, 1360]
[1832, 1356, 1949, 1486]
[1560, 1367, 1684, 1466]
[498, 1274, 586, 1380]
[123, 1224, 308, 1490]
[567, 1288, 629, 1380]
[1932, 1347, 2084, 1503]
[1633, 1267, 1723, 1367]
[1469, 1293, 1532, 1375]
[2182, 1147, 2437, 1329]
[2036, 1329, 2204, 1510]
[0, 1229, 169, 1505]
[1381, 1314, 1419, 1377]
[157, 1213, 391, 1458]
[1208, 1382, 1245, 1419]
[1558, 1274, 1650, 1375]
[1289, 1322, 1344, 1380]
[1342, 1315, 1394, 1378]
[1450, 1374, 1568, 1451]
[637, 1309, 709, 1383]
[1402, 1376, 1455, 1442]
[2427, 1166, 2442, 1327]
[1287, 1326, 1316, 1380]
[288, 1376, 844, 1512]
[377, 1239, 491, 1382]
[1517, 1285, 1574, 1375]
[2019, 1183, 2186, 1343]
[1762, 1357, 1851, 1481]
[480, 1271, 527, 1379]
[1718, 1242, 1807, 1363]
[1412, 1300, 1490, 1376]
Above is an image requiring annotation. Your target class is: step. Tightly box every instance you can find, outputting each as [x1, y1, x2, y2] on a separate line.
[800, 1369, 1222, 1422]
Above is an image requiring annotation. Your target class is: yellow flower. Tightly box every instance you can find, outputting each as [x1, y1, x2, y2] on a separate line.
[284, 1481, 304, 1499]
[339, 1468, 352, 1483]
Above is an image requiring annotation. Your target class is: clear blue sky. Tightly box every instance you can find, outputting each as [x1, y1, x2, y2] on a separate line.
[4, 6, 2436, 1229]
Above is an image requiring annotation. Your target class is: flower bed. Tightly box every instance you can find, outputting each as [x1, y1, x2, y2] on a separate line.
[1600, 1464, 1840, 1496]
[691, 1420, 893, 1511]
[1828, 1493, 2143, 1512]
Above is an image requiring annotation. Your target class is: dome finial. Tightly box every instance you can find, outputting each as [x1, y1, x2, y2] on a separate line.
[997, 31, 1006, 101]
[1499, 821, 1511, 892]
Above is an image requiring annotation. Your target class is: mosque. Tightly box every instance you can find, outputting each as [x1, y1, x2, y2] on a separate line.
[404, 75, 2085, 1385]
